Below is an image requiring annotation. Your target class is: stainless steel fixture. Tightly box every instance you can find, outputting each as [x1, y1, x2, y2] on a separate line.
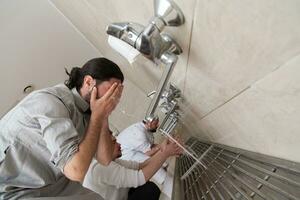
[173, 137, 300, 200]
[158, 83, 181, 134]
[157, 84, 207, 169]
[144, 52, 178, 123]
[106, 0, 185, 123]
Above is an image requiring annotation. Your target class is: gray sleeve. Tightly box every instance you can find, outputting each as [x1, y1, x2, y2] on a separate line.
[32, 93, 80, 171]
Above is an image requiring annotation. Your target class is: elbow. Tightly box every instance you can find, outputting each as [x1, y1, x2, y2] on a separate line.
[143, 175, 150, 182]
[98, 158, 112, 166]
[63, 163, 86, 182]
[96, 155, 112, 166]
[141, 171, 150, 182]
[65, 173, 85, 182]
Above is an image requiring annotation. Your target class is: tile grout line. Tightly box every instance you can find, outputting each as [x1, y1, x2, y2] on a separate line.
[199, 86, 251, 120]
[253, 52, 300, 86]
[47, 0, 103, 56]
[200, 52, 300, 121]
[182, 0, 198, 95]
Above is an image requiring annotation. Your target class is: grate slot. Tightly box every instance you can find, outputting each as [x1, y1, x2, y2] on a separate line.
[208, 150, 300, 200]
[175, 137, 300, 200]
[204, 151, 271, 199]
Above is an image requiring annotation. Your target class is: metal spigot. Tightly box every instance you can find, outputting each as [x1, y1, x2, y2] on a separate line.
[106, 0, 185, 124]
[158, 83, 181, 134]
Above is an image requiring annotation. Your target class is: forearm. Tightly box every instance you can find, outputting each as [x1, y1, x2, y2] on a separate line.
[96, 118, 113, 165]
[139, 151, 168, 181]
[63, 115, 103, 182]
[145, 145, 160, 157]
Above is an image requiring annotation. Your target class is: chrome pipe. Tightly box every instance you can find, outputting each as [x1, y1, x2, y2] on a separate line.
[144, 52, 177, 122]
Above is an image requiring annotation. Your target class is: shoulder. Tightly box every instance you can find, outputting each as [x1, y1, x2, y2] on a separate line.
[21, 84, 72, 117]
[39, 84, 73, 103]
[118, 122, 146, 137]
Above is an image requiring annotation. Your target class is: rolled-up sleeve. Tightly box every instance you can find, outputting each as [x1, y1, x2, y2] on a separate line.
[90, 159, 146, 188]
[135, 142, 152, 153]
[30, 93, 80, 171]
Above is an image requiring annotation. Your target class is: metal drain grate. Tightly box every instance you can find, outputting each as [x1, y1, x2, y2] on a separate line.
[174, 137, 300, 200]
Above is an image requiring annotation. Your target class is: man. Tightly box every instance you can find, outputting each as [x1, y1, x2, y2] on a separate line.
[116, 118, 167, 184]
[83, 134, 182, 200]
[0, 58, 124, 199]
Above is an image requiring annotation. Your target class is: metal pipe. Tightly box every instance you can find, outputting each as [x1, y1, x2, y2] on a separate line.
[144, 51, 178, 122]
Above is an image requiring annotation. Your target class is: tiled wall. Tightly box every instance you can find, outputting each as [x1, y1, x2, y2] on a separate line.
[51, 0, 300, 163]
[0, 0, 100, 116]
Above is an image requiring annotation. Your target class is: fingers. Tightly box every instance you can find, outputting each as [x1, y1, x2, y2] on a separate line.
[90, 87, 97, 105]
[101, 84, 123, 116]
[117, 84, 124, 97]
[101, 82, 119, 100]
[103, 83, 123, 106]
[111, 84, 123, 102]
[109, 84, 123, 109]
[167, 137, 184, 156]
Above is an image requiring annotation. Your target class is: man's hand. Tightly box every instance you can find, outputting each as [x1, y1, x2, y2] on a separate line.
[139, 136, 183, 182]
[90, 83, 123, 121]
[160, 136, 183, 157]
[63, 83, 123, 181]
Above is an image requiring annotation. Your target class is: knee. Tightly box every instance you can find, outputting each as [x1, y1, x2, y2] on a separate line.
[144, 181, 160, 197]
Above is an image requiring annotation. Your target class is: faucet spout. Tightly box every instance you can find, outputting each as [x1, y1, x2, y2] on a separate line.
[106, 22, 144, 47]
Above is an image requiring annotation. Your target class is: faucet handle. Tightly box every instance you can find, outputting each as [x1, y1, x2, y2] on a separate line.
[169, 83, 181, 98]
[162, 83, 181, 102]
[161, 34, 183, 55]
[154, 0, 185, 27]
[147, 90, 157, 98]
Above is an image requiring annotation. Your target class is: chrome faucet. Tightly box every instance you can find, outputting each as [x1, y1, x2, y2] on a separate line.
[158, 83, 181, 135]
[106, 0, 184, 62]
[106, 0, 185, 123]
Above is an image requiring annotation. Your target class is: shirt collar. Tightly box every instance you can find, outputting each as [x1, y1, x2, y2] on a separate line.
[71, 88, 90, 113]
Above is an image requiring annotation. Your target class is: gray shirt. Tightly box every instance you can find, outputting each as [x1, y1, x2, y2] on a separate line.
[0, 84, 92, 199]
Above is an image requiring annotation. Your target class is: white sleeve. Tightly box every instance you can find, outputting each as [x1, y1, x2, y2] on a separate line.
[91, 160, 146, 188]
[129, 151, 150, 163]
[135, 141, 152, 153]
[114, 159, 139, 169]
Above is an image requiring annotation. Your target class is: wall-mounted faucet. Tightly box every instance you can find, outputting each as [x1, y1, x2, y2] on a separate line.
[106, 0, 185, 123]
[159, 83, 181, 135]
[106, 0, 184, 62]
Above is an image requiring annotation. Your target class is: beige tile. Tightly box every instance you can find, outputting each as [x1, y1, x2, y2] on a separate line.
[51, 0, 300, 163]
[198, 54, 300, 162]
[184, 0, 300, 117]
[50, 0, 195, 91]
[50, 0, 195, 131]
[110, 79, 151, 131]
[0, 0, 99, 116]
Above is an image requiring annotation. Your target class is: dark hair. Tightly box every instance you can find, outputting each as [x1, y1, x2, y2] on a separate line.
[65, 57, 124, 90]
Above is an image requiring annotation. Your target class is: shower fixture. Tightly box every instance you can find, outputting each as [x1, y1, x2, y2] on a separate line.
[106, 0, 185, 123]
[107, 0, 184, 62]
[159, 84, 181, 134]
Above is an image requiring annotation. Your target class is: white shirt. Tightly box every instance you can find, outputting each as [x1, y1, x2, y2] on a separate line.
[116, 122, 154, 162]
[83, 159, 145, 200]
[116, 122, 167, 184]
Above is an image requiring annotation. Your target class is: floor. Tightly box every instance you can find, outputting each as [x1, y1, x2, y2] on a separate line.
[157, 157, 176, 200]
